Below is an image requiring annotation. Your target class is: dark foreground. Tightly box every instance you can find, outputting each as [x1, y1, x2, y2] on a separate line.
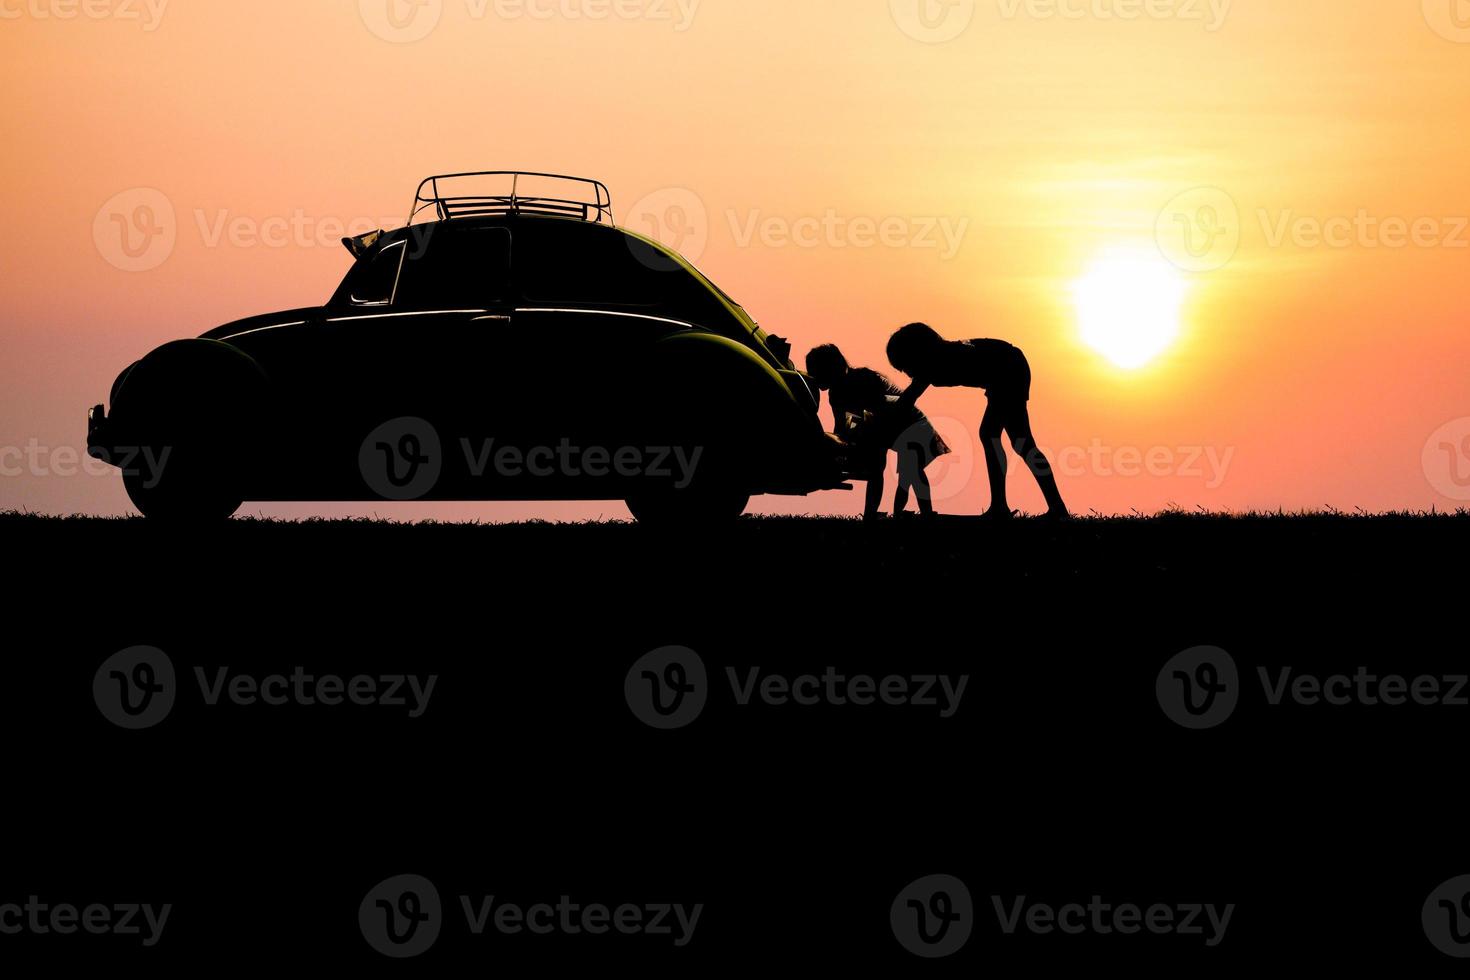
[3, 511, 1467, 970]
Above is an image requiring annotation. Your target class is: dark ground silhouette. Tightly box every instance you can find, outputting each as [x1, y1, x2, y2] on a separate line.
[4, 510, 1466, 968]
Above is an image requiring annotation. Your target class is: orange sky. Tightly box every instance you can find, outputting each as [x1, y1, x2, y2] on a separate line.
[2, 0, 1468, 519]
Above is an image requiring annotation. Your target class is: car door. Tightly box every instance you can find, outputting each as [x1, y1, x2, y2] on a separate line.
[322, 224, 518, 499]
[509, 221, 692, 457]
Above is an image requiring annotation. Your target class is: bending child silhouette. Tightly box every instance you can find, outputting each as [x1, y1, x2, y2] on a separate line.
[806, 344, 950, 520]
[887, 323, 1068, 520]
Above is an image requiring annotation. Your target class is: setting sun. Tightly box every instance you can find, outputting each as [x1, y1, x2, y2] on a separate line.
[1072, 247, 1189, 370]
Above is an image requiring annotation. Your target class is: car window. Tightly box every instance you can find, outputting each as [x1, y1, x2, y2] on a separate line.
[516, 222, 684, 307]
[394, 225, 512, 309]
[346, 241, 405, 306]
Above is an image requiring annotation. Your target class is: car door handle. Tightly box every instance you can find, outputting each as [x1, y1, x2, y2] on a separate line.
[473, 315, 512, 323]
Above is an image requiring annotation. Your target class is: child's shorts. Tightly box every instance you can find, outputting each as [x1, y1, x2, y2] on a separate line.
[984, 346, 1033, 402]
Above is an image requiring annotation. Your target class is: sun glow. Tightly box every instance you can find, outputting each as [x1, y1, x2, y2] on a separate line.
[1072, 247, 1189, 370]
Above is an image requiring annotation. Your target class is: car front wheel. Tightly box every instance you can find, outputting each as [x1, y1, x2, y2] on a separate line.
[122, 446, 242, 522]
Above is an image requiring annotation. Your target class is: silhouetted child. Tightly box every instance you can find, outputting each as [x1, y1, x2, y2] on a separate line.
[887, 323, 1068, 520]
[806, 344, 950, 520]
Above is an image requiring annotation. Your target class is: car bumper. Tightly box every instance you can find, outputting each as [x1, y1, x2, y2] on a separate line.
[87, 404, 116, 464]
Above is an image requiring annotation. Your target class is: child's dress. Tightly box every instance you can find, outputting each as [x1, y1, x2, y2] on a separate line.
[830, 368, 951, 478]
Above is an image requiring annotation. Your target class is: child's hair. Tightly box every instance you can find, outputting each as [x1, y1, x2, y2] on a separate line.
[887, 322, 944, 376]
[805, 344, 850, 386]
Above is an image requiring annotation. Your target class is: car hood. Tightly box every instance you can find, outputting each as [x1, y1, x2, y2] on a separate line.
[201, 307, 322, 342]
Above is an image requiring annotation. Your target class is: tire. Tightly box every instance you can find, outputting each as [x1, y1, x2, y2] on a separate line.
[111, 340, 262, 522]
[625, 487, 749, 526]
[123, 445, 242, 521]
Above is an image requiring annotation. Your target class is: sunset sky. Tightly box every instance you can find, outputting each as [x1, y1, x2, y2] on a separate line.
[2, 0, 1468, 519]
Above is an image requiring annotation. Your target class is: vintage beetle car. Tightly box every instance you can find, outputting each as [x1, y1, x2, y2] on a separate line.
[87, 172, 845, 523]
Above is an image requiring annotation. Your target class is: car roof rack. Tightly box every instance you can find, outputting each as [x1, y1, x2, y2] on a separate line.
[408, 171, 615, 226]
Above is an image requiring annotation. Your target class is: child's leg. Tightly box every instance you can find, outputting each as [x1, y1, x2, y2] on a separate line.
[864, 472, 885, 520]
[979, 400, 1010, 515]
[911, 465, 934, 515]
[887, 449, 911, 517]
[1003, 403, 1067, 515]
[894, 444, 926, 515]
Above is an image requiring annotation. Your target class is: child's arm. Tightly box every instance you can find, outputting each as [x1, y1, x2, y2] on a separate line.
[827, 394, 851, 440]
[895, 380, 931, 411]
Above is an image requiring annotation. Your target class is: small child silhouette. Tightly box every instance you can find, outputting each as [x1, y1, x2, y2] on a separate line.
[887, 323, 1068, 520]
[806, 344, 950, 520]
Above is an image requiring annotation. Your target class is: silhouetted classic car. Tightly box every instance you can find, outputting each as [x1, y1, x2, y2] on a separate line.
[87, 172, 845, 523]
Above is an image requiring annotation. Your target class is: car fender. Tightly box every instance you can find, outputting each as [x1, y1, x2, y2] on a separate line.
[111, 338, 269, 444]
[642, 331, 823, 486]
[649, 331, 800, 406]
